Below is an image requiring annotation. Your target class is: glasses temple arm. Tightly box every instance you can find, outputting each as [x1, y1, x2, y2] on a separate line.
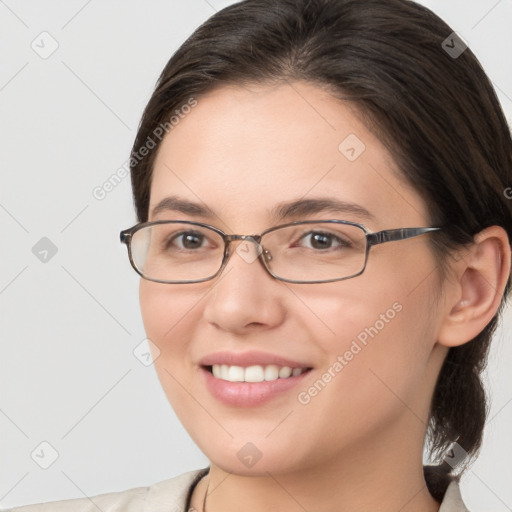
[367, 227, 441, 246]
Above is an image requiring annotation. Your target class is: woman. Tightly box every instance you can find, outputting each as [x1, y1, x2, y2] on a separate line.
[10, 0, 511, 510]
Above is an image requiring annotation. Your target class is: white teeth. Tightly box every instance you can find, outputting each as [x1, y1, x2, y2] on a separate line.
[210, 364, 307, 383]
[245, 365, 264, 382]
[264, 364, 280, 381]
[227, 365, 245, 382]
[279, 366, 292, 378]
[212, 365, 222, 378]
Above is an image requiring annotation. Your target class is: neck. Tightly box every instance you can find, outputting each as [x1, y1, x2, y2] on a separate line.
[193, 420, 441, 512]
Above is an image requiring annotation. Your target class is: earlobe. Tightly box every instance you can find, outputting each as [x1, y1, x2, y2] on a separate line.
[437, 226, 511, 348]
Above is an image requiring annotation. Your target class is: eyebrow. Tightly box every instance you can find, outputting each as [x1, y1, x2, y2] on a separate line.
[150, 195, 375, 223]
[270, 197, 375, 222]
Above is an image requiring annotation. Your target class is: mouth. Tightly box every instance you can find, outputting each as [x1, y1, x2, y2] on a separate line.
[201, 364, 313, 407]
[203, 364, 313, 383]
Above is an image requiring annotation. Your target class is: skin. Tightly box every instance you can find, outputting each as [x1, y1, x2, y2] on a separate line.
[139, 81, 511, 512]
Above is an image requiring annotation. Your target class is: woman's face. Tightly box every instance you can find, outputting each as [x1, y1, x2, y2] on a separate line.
[140, 81, 448, 475]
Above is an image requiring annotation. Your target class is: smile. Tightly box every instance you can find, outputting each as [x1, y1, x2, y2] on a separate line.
[201, 365, 313, 407]
[208, 364, 311, 383]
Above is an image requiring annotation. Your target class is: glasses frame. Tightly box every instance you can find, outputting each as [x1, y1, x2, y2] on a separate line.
[120, 219, 442, 284]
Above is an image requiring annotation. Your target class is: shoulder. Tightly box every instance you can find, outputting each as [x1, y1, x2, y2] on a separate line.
[3, 467, 209, 512]
[439, 480, 471, 512]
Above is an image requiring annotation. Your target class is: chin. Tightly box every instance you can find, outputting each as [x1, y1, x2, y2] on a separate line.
[210, 455, 298, 477]
[196, 436, 309, 477]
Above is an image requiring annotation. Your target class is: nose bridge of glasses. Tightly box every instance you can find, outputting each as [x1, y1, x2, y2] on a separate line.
[222, 234, 274, 267]
[224, 234, 261, 243]
[224, 234, 264, 254]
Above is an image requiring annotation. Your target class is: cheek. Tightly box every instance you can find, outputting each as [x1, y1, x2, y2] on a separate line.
[139, 280, 201, 348]
[139, 280, 202, 387]
[139, 281, 170, 350]
[298, 264, 438, 423]
[298, 306, 431, 450]
[139, 280, 203, 413]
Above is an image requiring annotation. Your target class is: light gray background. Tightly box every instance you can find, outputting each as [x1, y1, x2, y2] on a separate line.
[1, 0, 511, 509]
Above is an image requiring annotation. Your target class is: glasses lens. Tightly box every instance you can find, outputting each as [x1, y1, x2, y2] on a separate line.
[262, 222, 367, 282]
[130, 222, 225, 282]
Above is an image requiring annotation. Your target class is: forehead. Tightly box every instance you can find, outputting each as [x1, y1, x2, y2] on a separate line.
[149, 81, 428, 230]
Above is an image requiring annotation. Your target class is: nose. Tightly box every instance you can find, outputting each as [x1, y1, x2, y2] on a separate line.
[202, 238, 286, 334]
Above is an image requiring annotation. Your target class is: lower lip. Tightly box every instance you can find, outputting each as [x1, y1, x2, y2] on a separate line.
[201, 366, 312, 407]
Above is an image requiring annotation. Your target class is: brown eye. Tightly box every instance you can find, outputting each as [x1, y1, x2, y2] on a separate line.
[170, 231, 206, 250]
[298, 231, 350, 250]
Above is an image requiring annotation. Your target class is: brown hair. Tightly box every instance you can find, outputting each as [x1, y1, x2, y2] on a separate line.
[128, 0, 512, 501]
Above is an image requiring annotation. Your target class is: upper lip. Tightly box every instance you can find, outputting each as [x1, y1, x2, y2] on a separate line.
[199, 350, 313, 369]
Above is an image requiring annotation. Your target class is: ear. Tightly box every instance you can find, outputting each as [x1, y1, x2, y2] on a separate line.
[437, 225, 511, 348]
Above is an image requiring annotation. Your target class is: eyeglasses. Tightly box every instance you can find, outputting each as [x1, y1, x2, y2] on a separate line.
[120, 219, 442, 284]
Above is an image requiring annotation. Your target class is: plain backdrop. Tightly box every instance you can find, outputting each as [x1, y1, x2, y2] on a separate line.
[0, 0, 511, 509]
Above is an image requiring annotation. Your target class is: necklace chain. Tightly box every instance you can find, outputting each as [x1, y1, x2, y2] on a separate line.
[201, 475, 210, 512]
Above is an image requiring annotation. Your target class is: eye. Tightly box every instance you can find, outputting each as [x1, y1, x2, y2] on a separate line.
[170, 231, 207, 250]
[298, 231, 350, 250]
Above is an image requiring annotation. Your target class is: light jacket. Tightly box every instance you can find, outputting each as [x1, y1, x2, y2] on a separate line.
[5, 467, 470, 511]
